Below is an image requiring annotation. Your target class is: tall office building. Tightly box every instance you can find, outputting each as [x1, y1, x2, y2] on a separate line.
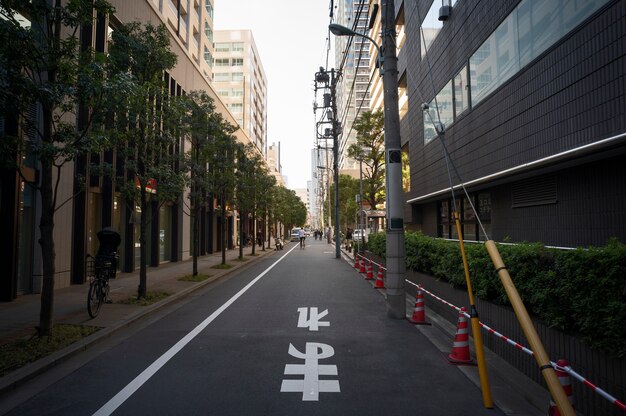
[0, 0, 255, 300]
[395, 0, 625, 249]
[334, 0, 371, 177]
[149, 0, 216, 81]
[213, 30, 268, 157]
[267, 142, 285, 186]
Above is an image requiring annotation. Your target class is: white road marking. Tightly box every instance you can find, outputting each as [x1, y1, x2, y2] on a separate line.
[280, 342, 340, 401]
[92, 244, 300, 416]
[297, 307, 329, 331]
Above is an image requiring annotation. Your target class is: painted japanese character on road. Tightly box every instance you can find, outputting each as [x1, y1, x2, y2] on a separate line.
[280, 342, 340, 401]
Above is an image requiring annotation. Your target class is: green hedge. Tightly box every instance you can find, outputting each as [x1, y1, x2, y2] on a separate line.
[368, 232, 626, 358]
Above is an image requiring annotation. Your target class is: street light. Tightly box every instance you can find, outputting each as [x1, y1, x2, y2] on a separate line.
[328, 24, 383, 75]
[329, 8, 406, 319]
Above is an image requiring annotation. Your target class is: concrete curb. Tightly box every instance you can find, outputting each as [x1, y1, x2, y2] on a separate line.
[0, 248, 276, 396]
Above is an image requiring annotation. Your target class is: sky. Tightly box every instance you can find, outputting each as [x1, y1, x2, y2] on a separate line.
[214, 0, 333, 190]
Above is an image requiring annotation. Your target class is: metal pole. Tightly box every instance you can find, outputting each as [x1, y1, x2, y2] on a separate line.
[381, 0, 406, 318]
[485, 240, 575, 416]
[326, 146, 331, 243]
[453, 212, 493, 408]
[359, 158, 364, 253]
[331, 69, 340, 258]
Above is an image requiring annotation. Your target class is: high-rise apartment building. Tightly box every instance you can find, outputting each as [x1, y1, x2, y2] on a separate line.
[148, 0, 216, 81]
[267, 142, 285, 186]
[334, 0, 371, 177]
[213, 30, 268, 157]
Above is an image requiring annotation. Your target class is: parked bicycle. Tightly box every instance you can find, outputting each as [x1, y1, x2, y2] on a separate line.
[86, 227, 121, 318]
[86, 254, 117, 318]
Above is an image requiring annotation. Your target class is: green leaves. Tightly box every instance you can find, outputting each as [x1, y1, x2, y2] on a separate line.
[347, 109, 386, 209]
[368, 232, 626, 357]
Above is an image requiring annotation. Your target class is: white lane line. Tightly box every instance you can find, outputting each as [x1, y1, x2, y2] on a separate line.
[93, 244, 300, 416]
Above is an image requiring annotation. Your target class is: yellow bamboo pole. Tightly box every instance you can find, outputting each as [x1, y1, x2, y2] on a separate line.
[453, 212, 493, 409]
[484, 240, 575, 416]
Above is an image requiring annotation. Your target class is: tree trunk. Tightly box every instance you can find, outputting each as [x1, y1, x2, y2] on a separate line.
[251, 213, 256, 256]
[221, 194, 227, 265]
[238, 209, 244, 260]
[138, 187, 148, 298]
[192, 205, 198, 276]
[37, 2, 60, 336]
[38, 158, 56, 336]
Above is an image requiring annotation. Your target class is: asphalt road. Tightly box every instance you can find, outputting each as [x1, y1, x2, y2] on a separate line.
[4, 239, 504, 416]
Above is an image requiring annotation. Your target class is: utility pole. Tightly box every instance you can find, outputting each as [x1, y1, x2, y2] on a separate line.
[314, 67, 341, 258]
[381, 0, 406, 318]
[330, 69, 341, 259]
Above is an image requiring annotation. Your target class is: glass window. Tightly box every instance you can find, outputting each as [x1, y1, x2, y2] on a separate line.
[204, 0, 213, 20]
[453, 66, 469, 117]
[203, 47, 212, 66]
[159, 205, 171, 262]
[232, 58, 243, 66]
[469, 0, 609, 107]
[213, 73, 229, 82]
[439, 200, 450, 238]
[228, 103, 243, 113]
[232, 72, 243, 81]
[214, 58, 229, 66]
[420, 1, 443, 58]
[469, 12, 519, 106]
[215, 43, 230, 52]
[517, 0, 607, 68]
[424, 80, 453, 145]
[232, 42, 244, 52]
[204, 22, 213, 43]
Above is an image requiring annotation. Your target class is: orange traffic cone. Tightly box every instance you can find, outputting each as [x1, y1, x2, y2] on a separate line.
[408, 287, 431, 325]
[374, 266, 385, 289]
[448, 307, 473, 365]
[366, 260, 373, 280]
[354, 256, 360, 269]
[359, 258, 366, 273]
[548, 359, 574, 416]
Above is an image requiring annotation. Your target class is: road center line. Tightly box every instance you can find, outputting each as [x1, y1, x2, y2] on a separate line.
[93, 244, 299, 416]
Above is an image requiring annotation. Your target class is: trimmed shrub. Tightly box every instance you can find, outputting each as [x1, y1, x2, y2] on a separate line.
[368, 232, 626, 357]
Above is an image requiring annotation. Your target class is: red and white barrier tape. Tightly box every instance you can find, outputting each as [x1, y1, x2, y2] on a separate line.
[355, 253, 384, 270]
[401, 279, 626, 412]
[556, 363, 626, 412]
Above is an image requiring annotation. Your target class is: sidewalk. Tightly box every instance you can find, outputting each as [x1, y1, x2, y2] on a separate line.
[0, 243, 277, 394]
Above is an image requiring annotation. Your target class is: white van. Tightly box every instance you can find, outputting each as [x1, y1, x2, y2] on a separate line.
[353, 229, 369, 243]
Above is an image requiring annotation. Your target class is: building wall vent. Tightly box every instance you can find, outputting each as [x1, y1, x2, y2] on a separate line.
[511, 174, 557, 208]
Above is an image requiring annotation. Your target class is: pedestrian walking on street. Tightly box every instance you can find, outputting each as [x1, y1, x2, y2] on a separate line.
[298, 227, 306, 249]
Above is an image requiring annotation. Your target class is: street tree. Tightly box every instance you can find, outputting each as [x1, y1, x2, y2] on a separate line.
[273, 185, 307, 235]
[328, 174, 360, 232]
[255, 168, 276, 250]
[234, 143, 267, 257]
[234, 142, 251, 260]
[180, 90, 218, 276]
[347, 109, 386, 209]
[103, 22, 185, 299]
[206, 118, 237, 265]
[0, 0, 114, 335]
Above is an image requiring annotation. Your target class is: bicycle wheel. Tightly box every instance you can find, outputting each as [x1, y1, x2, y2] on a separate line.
[87, 280, 103, 318]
